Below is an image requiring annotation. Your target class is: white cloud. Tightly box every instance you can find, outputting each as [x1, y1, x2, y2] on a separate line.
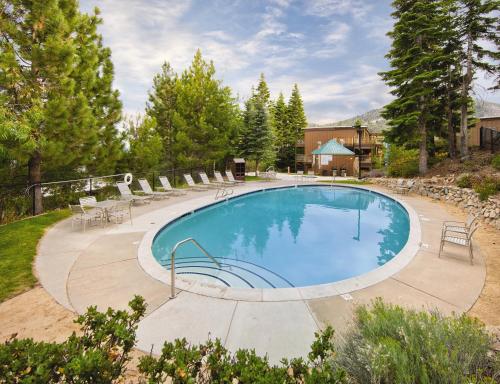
[305, 0, 373, 19]
[323, 22, 350, 44]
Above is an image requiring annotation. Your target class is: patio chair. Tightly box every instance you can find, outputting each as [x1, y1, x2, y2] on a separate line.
[305, 170, 316, 179]
[137, 178, 170, 199]
[116, 182, 152, 204]
[395, 179, 415, 195]
[183, 174, 209, 191]
[79, 196, 98, 207]
[214, 171, 237, 185]
[439, 220, 480, 265]
[261, 166, 277, 181]
[442, 213, 478, 236]
[225, 170, 245, 184]
[296, 170, 304, 181]
[69, 204, 102, 232]
[199, 172, 222, 188]
[107, 200, 133, 224]
[158, 176, 187, 196]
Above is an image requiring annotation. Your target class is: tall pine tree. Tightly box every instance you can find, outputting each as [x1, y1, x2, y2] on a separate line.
[272, 92, 291, 169]
[457, 0, 499, 158]
[287, 84, 307, 171]
[380, 0, 449, 174]
[0, 0, 122, 213]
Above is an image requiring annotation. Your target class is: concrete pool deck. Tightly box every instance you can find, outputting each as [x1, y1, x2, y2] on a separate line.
[36, 180, 487, 362]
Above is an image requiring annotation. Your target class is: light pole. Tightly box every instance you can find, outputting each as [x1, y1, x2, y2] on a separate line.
[355, 121, 362, 180]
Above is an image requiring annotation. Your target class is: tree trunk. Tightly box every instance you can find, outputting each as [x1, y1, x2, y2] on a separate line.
[29, 151, 43, 215]
[446, 68, 456, 159]
[418, 105, 428, 175]
[460, 32, 473, 159]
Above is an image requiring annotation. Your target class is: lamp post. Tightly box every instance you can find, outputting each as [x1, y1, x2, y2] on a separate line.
[355, 120, 362, 180]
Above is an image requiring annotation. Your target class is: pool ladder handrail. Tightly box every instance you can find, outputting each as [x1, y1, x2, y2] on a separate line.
[169, 237, 221, 299]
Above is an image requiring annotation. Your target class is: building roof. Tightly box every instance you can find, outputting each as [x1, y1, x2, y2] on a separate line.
[311, 139, 355, 155]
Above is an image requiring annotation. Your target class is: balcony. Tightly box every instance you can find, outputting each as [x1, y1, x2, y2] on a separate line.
[295, 154, 312, 163]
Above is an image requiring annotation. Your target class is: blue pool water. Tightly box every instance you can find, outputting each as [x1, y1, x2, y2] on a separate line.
[152, 186, 410, 288]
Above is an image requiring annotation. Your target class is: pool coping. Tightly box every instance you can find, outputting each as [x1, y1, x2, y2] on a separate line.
[137, 184, 422, 302]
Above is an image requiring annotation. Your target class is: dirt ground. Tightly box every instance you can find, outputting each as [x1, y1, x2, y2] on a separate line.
[0, 194, 498, 382]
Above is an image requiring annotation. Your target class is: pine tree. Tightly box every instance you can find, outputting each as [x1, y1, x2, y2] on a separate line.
[256, 73, 271, 105]
[0, 0, 108, 213]
[380, 0, 449, 174]
[457, 0, 499, 158]
[273, 92, 292, 169]
[287, 84, 307, 170]
[146, 62, 178, 169]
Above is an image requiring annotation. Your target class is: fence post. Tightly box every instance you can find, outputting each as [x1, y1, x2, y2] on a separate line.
[31, 184, 36, 216]
[152, 171, 155, 191]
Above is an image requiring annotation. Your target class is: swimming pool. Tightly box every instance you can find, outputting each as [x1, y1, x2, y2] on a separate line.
[152, 186, 410, 289]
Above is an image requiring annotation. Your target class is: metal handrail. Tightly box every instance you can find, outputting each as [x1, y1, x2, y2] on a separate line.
[169, 237, 221, 298]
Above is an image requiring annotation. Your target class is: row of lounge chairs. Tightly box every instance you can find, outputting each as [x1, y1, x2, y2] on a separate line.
[69, 171, 245, 231]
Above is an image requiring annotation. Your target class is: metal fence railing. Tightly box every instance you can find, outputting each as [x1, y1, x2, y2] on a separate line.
[0, 166, 215, 225]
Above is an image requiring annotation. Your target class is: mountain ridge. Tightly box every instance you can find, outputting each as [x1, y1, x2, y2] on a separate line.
[309, 100, 500, 133]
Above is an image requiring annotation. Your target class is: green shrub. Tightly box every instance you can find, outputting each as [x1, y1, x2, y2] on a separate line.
[474, 177, 500, 201]
[387, 147, 419, 177]
[339, 299, 498, 383]
[138, 326, 347, 383]
[0, 296, 146, 383]
[457, 174, 473, 188]
[492, 154, 500, 170]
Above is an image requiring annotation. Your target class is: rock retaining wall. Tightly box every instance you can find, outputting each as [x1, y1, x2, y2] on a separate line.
[371, 177, 500, 230]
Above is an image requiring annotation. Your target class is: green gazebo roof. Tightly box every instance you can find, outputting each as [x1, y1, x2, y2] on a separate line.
[311, 139, 355, 155]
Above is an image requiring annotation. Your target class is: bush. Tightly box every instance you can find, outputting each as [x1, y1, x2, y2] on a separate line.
[0, 296, 146, 383]
[457, 173, 473, 188]
[338, 299, 498, 383]
[492, 154, 500, 170]
[474, 177, 500, 201]
[387, 147, 419, 177]
[138, 326, 347, 383]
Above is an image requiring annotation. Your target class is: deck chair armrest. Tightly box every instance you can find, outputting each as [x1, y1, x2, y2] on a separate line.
[442, 221, 465, 227]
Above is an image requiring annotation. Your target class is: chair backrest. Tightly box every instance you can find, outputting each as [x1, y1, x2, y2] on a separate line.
[225, 170, 236, 182]
[199, 172, 211, 185]
[214, 171, 225, 183]
[159, 176, 172, 191]
[307, 170, 315, 176]
[297, 170, 304, 175]
[467, 220, 480, 240]
[69, 204, 85, 215]
[138, 178, 153, 194]
[79, 196, 97, 207]
[116, 182, 132, 196]
[465, 214, 478, 228]
[183, 174, 196, 187]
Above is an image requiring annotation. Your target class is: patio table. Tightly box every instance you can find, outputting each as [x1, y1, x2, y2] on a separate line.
[93, 199, 121, 223]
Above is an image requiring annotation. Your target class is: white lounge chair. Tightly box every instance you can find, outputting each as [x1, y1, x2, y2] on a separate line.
[137, 178, 170, 199]
[395, 180, 415, 195]
[69, 204, 102, 231]
[225, 170, 245, 184]
[439, 220, 479, 265]
[261, 166, 277, 181]
[214, 171, 237, 185]
[107, 200, 133, 224]
[158, 176, 187, 196]
[199, 172, 222, 188]
[79, 196, 98, 207]
[116, 182, 152, 204]
[183, 174, 209, 191]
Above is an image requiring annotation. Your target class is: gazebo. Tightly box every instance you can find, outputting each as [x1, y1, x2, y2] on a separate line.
[311, 139, 355, 176]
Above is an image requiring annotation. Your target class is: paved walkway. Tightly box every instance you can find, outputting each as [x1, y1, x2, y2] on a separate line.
[36, 180, 486, 363]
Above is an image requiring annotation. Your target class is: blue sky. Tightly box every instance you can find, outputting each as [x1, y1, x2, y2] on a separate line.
[80, 0, 498, 124]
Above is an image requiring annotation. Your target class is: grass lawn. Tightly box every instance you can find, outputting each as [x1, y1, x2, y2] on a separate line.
[0, 210, 71, 303]
[319, 179, 372, 185]
[245, 175, 268, 181]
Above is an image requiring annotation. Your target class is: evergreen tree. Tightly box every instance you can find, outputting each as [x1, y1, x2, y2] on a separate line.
[287, 84, 307, 170]
[146, 63, 178, 169]
[124, 115, 163, 173]
[0, 1, 101, 213]
[380, 0, 449, 174]
[273, 92, 292, 169]
[457, 0, 499, 158]
[256, 73, 271, 105]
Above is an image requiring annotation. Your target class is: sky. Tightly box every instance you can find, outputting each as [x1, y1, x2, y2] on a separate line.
[80, 0, 499, 124]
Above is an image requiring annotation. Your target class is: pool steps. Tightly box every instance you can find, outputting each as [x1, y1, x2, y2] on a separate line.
[161, 257, 294, 289]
